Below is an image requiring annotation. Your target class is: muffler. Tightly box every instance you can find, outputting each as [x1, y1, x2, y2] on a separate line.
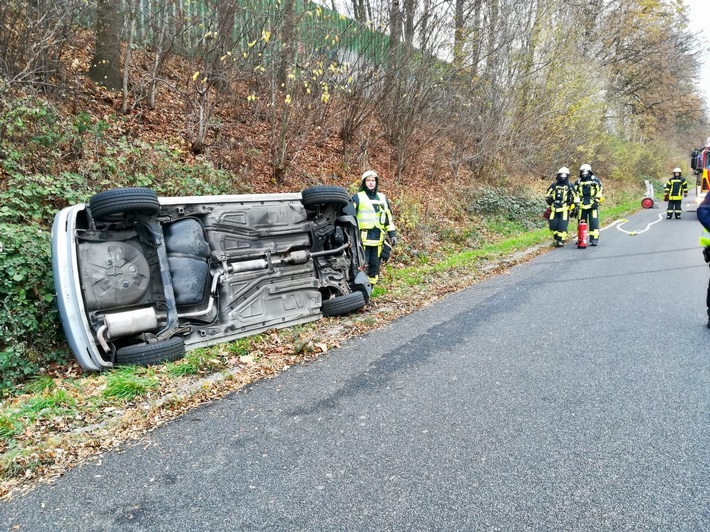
[96, 307, 159, 353]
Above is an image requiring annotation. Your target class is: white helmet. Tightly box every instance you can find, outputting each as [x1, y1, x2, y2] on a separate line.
[673, 167, 681, 174]
[557, 167, 570, 177]
[580, 163, 592, 173]
[362, 170, 378, 180]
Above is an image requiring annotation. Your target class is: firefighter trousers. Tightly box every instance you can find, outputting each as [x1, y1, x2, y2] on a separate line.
[548, 209, 570, 242]
[667, 199, 682, 218]
[364, 244, 383, 284]
[579, 206, 600, 241]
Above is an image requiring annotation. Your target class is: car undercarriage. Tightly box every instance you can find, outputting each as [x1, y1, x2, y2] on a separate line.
[52, 186, 370, 371]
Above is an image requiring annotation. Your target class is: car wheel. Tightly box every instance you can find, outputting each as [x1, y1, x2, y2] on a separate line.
[301, 186, 350, 209]
[115, 336, 185, 366]
[89, 187, 160, 221]
[321, 291, 366, 317]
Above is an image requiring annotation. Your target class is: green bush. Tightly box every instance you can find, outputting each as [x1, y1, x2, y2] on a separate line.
[0, 172, 92, 225]
[438, 225, 483, 247]
[0, 99, 83, 179]
[154, 158, 249, 197]
[0, 95, 259, 393]
[467, 186, 546, 230]
[0, 222, 68, 396]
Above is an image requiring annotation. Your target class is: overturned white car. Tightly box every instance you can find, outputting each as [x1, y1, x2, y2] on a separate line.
[52, 186, 371, 371]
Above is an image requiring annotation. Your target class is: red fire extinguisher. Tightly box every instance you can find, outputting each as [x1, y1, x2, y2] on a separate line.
[577, 220, 588, 249]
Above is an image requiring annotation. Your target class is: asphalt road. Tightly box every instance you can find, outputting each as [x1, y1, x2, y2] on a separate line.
[2, 198, 709, 531]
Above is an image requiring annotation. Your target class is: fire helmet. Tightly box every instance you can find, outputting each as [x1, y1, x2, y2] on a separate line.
[362, 170, 379, 181]
[360, 170, 379, 192]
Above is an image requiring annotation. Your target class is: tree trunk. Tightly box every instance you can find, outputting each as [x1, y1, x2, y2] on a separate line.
[419, 0, 430, 51]
[384, 0, 404, 108]
[470, 0, 482, 80]
[389, 0, 402, 46]
[485, 0, 499, 80]
[88, 0, 124, 91]
[278, 0, 296, 87]
[517, 0, 545, 109]
[403, 0, 415, 48]
[120, 0, 137, 113]
[453, 0, 464, 71]
[352, 0, 366, 23]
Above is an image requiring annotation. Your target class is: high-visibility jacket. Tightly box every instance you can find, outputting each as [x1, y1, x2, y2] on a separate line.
[355, 191, 396, 246]
[545, 180, 578, 212]
[575, 177, 603, 208]
[664, 177, 687, 200]
[698, 194, 710, 246]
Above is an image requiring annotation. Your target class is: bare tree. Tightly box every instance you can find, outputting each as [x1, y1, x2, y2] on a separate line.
[403, 0, 416, 46]
[278, 0, 296, 87]
[0, 0, 87, 89]
[3, 0, 704, 189]
[469, 0, 482, 80]
[183, 0, 240, 154]
[598, 0, 702, 136]
[121, 0, 138, 113]
[352, 0, 367, 23]
[452, 0, 465, 72]
[146, 0, 183, 109]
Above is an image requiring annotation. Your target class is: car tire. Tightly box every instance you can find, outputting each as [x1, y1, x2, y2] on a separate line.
[301, 186, 350, 209]
[321, 291, 366, 317]
[89, 187, 160, 220]
[115, 336, 186, 366]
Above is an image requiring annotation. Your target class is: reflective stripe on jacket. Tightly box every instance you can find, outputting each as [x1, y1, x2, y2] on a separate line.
[575, 179, 603, 208]
[699, 197, 710, 247]
[545, 182, 578, 212]
[355, 191, 395, 246]
[664, 177, 687, 200]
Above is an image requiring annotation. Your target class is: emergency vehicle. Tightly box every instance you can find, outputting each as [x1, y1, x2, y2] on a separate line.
[689, 138, 710, 212]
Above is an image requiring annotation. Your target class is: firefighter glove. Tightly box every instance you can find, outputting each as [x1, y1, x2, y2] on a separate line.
[388, 232, 397, 246]
[703, 247, 710, 264]
[663, 193, 669, 201]
[546, 197, 553, 206]
[381, 242, 392, 262]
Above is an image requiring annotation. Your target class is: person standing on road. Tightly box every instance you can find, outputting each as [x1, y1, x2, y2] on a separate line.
[697, 193, 710, 327]
[664, 168, 688, 219]
[352, 170, 397, 285]
[575, 163, 604, 246]
[546, 167, 579, 247]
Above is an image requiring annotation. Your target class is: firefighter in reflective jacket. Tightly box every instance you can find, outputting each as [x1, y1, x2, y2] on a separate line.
[546, 167, 579, 247]
[352, 170, 397, 284]
[664, 168, 688, 219]
[575, 163, 603, 246]
[697, 192, 710, 327]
